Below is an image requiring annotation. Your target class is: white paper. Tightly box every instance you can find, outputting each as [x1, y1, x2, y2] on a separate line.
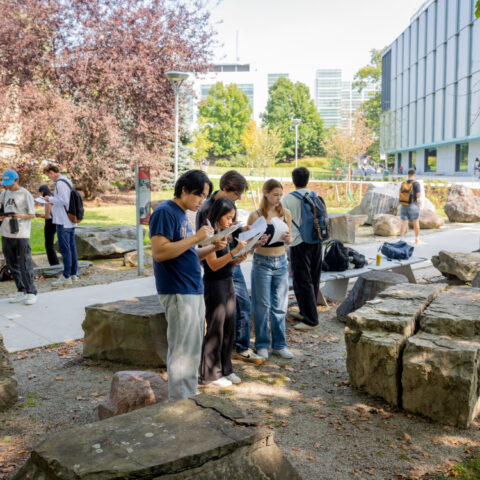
[234, 233, 263, 257]
[269, 217, 289, 244]
[197, 224, 241, 246]
[34, 197, 49, 204]
[238, 215, 267, 242]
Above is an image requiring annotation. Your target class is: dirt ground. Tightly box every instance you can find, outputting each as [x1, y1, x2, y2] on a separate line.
[0, 265, 479, 479]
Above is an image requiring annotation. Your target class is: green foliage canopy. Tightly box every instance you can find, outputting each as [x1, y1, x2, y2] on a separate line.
[261, 77, 324, 159]
[198, 82, 252, 157]
[476, 0, 480, 18]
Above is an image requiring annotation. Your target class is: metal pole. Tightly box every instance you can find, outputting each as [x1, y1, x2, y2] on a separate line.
[174, 84, 179, 184]
[295, 124, 298, 169]
[134, 166, 144, 276]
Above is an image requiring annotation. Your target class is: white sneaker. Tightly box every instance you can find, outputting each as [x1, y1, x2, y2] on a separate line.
[236, 348, 266, 365]
[272, 348, 294, 359]
[226, 373, 241, 384]
[71, 275, 79, 283]
[24, 294, 38, 305]
[210, 377, 232, 388]
[256, 348, 269, 360]
[9, 292, 26, 303]
[52, 275, 72, 286]
[294, 322, 320, 331]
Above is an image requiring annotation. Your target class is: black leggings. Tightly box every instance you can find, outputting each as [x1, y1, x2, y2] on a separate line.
[44, 219, 59, 266]
[200, 277, 236, 383]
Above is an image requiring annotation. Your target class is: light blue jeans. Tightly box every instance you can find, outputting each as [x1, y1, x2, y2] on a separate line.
[251, 253, 289, 351]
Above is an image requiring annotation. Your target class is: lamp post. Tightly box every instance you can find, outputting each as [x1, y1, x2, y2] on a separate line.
[292, 118, 301, 168]
[166, 71, 189, 184]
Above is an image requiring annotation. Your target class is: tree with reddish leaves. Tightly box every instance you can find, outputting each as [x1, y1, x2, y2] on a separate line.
[0, 0, 215, 197]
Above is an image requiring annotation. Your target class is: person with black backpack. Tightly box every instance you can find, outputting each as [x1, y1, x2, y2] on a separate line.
[43, 164, 80, 286]
[283, 167, 329, 331]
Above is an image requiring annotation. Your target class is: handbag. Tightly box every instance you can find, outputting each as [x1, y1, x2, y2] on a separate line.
[380, 241, 414, 260]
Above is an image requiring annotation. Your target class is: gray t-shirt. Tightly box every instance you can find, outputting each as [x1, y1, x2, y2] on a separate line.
[282, 188, 310, 247]
[0, 187, 35, 238]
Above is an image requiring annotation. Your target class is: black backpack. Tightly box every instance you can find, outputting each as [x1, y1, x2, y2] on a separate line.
[323, 240, 350, 272]
[57, 178, 84, 223]
[348, 247, 366, 269]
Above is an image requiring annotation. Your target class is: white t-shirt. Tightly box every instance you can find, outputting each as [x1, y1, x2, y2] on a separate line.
[0, 187, 35, 238]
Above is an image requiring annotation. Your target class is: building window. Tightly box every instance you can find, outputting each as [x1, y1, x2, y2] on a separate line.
[424, 148, 437, 172]
[455, 143, 468, 172]
[408, 151, 416, 169]
[387, 154, 395, 172]
[381, 50, 392, 112]
[397, 153, 402, 172]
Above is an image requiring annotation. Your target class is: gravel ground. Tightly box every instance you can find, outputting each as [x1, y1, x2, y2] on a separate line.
[0, 265, 479, 479]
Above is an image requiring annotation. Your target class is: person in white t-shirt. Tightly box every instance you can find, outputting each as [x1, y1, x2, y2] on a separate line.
[0, 169, 38, 305]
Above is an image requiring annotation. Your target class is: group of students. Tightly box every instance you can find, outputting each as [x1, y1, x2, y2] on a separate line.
[150, 167, 324, 401]
[0, 164, 80, 306]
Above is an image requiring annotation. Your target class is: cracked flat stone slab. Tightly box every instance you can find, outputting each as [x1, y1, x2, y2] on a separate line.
[14, 394, 301, 480]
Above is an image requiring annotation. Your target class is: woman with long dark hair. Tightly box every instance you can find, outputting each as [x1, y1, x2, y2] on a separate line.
[200, 198, 247, 388]
[37, 185, 59, 266]
[248, 179, 293, 360]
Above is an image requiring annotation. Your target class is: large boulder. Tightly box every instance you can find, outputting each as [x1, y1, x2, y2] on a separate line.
[431, 251, 480, 282]
[328, 213, 356, 244]
[349, 183, 400, 224]
[123, 250, 153, 268]
[444, 185, 480, 222]
[371, 213, 402, 236]
[412, 210, 445, 229]
[98, 370, 168, 420]
[14, 395, 301, 480]
[0, 334, 17, 411]
[82, 295, 167, 367]
[74, 226, 145, 259]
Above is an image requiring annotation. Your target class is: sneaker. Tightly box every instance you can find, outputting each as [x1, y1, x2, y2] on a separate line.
[288, 311, 304, 321]
[71, 275, 79, 283]
[24, 294, 38, 305]
[294, 322, 320, 331]
[52, 275, 72, 286]
[236, 348, 266, 365]
[9, 292, 26, 303]
[415, 238, 425, 245]
[210, 377, 232, 388]
[256, 348, 269, 360]
[226, 373, 241, 384]
[272, 348, 294, 359]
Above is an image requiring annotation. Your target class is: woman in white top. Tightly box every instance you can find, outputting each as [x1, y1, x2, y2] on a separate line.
[247, 179, 293, 360]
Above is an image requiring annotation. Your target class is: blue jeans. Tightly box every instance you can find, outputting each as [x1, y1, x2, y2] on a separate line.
[56, 225, 78, 278]
[251, 253, 288, 351]
[233, 265, 251, 353]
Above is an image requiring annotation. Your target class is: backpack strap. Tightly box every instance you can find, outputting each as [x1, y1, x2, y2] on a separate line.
[57, 178, 73, 190]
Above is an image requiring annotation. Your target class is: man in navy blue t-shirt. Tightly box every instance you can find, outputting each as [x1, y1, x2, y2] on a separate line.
[150, 170, 226, 401]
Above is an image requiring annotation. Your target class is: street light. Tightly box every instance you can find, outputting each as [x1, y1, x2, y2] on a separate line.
[292, 118, 301, 168]
[166, 71, 189, 183]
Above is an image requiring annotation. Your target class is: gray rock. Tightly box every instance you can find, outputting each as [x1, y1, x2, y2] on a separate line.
[349, 183, 400, 224]
[420, 287, 480, 338]
[444, 185, 480, 222]
[74, 226, 145, 259]
[372, 213, 403, 237]
[431, 251, 480, 281]
[123, 250, 153, 268]
[329, 214, 356, 244]
[377, 283, 448, 303]
[0, 334, 17, 411]
[351, 214, 368, 228]
[411, 210, 445, 229]
[82, 295, 167, 367]
[337, 271, 408, 323]
[14, 395, 301, 480]
[98, 370, 168, 420]
[402, 332, 480, 428]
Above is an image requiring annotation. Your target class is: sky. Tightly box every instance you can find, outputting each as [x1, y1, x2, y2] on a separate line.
[208, 0, 427, 88]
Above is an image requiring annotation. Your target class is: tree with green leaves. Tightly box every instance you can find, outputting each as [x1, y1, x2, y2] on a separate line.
[198, 82, 252, 158]
[261, 77, 323, 160]
[476, 0, 480, 18]
[354, 47, 387, 162]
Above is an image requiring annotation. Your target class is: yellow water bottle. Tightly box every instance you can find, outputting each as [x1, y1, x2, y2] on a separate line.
[376, 251, 381, 266]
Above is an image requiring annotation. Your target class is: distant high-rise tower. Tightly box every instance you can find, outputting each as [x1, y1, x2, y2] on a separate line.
[268, 73, 289, 89]
[315, 69, 342, 127]
[341, 80, 377, 132]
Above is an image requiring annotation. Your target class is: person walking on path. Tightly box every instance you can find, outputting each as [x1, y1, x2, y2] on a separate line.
[248, 179, 294, 361]
[282, 167, 323, 331]
[399, 168, 423, 244]
[200, 198, 248, 388]
[150, 169, 226, 401]
[197, 170, 265, 365]
[37, 185, 59, 266]
[0, 169, 38, 305]
[43, 164, 78, 285]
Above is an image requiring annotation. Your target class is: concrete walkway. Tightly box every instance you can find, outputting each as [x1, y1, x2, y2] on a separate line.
[1, 224, 479, 353]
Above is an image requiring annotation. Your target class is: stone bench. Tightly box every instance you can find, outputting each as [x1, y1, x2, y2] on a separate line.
[33, 261, 92, 278]
[82, 295, 167, 367]
[14, 395, 301, 480]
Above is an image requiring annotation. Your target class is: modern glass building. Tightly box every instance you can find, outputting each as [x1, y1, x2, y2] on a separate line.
[341, 80, 377, 132]
[315, 69, 342, 127]
[380, 0, 480, 175]
[268, 73, 289, 88]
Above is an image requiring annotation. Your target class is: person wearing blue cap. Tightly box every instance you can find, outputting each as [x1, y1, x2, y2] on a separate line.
[0, 169, 38, 305]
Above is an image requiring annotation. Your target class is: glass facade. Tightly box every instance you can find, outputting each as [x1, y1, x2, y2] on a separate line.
[424, 148, 437, 172]
[455, 143, 469, 171]
[408, 151, 416, 168]
[315, 69, 342, 127]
